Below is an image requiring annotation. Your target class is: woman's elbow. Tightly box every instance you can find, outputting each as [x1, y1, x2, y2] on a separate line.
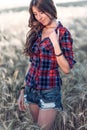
[63, 66, 71, 74]
[64, 69, 70, 74]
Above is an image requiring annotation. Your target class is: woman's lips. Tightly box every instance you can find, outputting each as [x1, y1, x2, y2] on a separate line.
[40, 20, 45, 24]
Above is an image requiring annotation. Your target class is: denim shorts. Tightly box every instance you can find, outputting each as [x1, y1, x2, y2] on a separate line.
[24, 86, 63, 110]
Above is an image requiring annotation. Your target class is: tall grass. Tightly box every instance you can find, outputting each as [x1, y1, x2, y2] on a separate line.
[0, 7, 87, 130]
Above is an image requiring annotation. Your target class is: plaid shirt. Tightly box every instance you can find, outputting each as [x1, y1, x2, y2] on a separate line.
[25, 21, 76, 90]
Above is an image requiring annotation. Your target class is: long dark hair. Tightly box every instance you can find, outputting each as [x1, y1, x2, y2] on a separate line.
[23, 0, 57, 56]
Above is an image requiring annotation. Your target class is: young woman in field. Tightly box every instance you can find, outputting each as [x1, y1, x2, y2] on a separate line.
[18, 0, 76, 129]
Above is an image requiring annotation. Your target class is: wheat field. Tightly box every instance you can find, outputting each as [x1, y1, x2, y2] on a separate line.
[0, 2, 87, 130]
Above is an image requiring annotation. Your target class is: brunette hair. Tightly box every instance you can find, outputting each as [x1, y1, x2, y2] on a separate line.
[23, 0, 57, 56]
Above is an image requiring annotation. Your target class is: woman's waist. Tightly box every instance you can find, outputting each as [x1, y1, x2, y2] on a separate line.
[38, 68, 59, 75]
[27, 85, 61, 92]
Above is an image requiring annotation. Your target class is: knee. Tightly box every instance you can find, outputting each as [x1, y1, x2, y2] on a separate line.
[37, 121, 51, 130]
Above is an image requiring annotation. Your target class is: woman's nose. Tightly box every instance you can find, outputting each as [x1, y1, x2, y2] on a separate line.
[38, 14, 42, 20]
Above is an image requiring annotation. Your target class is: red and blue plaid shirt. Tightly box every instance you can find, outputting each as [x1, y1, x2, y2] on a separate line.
[25, 21, 76, 90]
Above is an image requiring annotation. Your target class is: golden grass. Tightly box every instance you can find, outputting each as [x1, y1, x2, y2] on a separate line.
[0, 5, 87, 130]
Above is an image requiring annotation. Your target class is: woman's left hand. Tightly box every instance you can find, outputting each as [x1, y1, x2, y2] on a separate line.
[49, 29, 59, 47]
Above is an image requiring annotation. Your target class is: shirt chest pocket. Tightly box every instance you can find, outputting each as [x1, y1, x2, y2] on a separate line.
[40, 39, 54, 56]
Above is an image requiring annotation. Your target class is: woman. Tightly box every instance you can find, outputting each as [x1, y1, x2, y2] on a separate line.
[18, 0, 76, 130]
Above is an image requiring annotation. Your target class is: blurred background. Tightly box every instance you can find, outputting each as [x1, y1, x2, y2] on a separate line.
[0, 0, 84, 9]
[0, 0, 87, 130]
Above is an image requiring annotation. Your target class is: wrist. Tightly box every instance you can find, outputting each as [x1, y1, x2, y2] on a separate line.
[20, 85, 25, 94]
[21, 83, 26, 90]
[54, 48, 62, 55]
[20, 89, 24, 95]
[21, 86, 25, 90]
[55, 52, 63, 57]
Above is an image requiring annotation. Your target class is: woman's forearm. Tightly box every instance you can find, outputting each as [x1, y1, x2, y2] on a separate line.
[53, 42, 70, 74]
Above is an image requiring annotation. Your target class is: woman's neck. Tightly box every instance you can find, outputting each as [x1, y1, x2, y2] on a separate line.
[45, 19, 57, 29]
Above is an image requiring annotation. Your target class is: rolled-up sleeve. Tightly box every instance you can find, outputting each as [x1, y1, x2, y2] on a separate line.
[60, 29, 76, 69]
[29, 56, 33, 62]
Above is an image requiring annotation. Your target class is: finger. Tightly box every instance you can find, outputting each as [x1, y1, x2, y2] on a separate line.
[17, 98, 24, 111]
[57, 29, 59, 39]
[17, 95, 26, 111]
[17, 99, 22, 111]
[21, 99, 26, 111]
[23, 104, 26, 111]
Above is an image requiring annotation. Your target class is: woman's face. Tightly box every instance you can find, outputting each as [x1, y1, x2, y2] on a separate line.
[32, 6, 52, 26]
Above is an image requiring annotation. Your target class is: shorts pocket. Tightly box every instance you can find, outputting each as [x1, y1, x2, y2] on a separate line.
[24, 86, 39, 104]
[40, 88, 60, 103]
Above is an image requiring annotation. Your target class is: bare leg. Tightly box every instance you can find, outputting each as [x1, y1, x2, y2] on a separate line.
[29, 103, 39, 123]
[37, 109, 57, 130]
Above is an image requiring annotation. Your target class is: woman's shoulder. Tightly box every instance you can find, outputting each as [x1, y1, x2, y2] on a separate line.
[57, 21, 72, 39]
[58, 21, 69, 32]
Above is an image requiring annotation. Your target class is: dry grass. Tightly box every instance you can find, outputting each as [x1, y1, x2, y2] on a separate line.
[0, 5, 87, 130]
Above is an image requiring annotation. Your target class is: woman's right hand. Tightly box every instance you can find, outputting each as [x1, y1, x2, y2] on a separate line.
[17, 90, 26, 111]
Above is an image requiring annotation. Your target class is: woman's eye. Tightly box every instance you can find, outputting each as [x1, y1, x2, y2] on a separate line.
[34, 13, 37, 15]
[40, 12, 43, 14]
[33, 11, 44, 17]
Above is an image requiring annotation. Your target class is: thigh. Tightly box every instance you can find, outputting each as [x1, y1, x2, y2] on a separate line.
[37, 109, 57, 130]
[29, 103, 39, 114]
[29, 103, 39, 123]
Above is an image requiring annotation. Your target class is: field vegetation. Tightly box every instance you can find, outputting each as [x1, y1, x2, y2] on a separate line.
[0, 3, 87, 130]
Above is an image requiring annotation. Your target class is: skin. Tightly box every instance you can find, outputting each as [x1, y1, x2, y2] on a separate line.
[18, 6, 70, 130]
